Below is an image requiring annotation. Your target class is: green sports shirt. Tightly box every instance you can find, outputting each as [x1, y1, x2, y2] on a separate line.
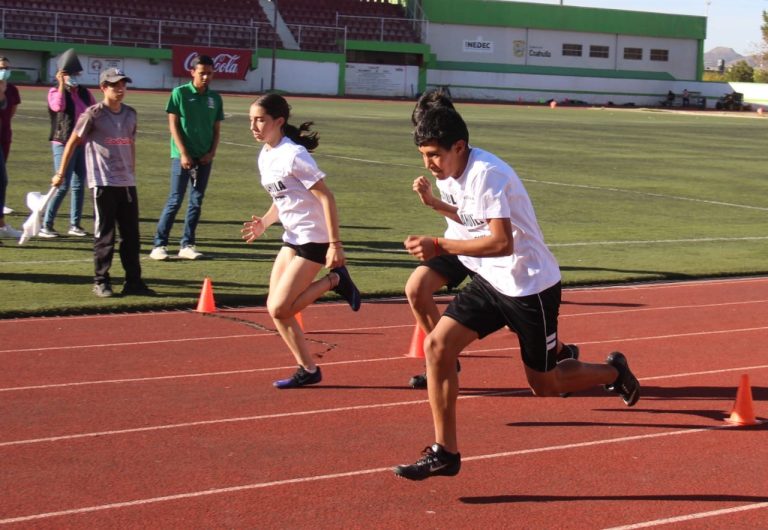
[166, 81, 224, 159]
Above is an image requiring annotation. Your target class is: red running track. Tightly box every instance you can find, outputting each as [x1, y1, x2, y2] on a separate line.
[0, 277, 767, 529]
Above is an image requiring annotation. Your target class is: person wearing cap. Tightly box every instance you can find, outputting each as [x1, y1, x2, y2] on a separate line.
[41, 48, 95, 238]
[0, 55, 22, 238]
[51, 68, 154, 298]
[150, 54, 224, 261]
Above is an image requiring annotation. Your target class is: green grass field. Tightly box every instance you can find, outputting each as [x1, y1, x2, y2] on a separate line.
[1, 87, 766, 317]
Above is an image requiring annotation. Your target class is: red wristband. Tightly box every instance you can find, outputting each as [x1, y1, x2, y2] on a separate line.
[433, 237, 442, 256]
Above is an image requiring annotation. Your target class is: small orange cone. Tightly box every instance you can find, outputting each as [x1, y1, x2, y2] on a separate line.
[725, 374, 758, 426]
[196, 277, 217, 313]
[295, 311, 304, 331]
[404, 325, 426, 358]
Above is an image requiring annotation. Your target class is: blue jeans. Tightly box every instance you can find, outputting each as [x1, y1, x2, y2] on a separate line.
[153, 158, 212, 248]
[0, 149, 7, 217]
[44, 142, 86, 228]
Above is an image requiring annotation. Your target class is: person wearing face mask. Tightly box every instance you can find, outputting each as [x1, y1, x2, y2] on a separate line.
[0, 56, 22, 237]
[40, 49, 95, 238]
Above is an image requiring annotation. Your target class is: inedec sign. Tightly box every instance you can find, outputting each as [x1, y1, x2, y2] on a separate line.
[171, 46, 250, 80]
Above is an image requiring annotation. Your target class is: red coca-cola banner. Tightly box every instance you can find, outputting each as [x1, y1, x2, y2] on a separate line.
[171, 46, 251, 80]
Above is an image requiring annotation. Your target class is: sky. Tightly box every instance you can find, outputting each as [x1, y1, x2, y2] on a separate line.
[505, 1, 766, 55]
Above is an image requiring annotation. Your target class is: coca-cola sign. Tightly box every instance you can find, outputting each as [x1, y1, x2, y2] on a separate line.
[172, 45, 251, 80]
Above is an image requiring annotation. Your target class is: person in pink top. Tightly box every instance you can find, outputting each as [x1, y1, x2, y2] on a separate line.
[40, 49, 95, 238]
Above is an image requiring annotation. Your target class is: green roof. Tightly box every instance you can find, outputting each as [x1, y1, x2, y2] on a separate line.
[420, 0, 706, 40]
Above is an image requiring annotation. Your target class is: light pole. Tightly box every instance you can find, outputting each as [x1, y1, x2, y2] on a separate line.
[270, 0, 278, 91]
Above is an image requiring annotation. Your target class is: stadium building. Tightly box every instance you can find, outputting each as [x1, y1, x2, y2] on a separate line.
[0, 0, 761, 107]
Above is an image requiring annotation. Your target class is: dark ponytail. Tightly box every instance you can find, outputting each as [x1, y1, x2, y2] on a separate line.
[253, 93, 320, 151]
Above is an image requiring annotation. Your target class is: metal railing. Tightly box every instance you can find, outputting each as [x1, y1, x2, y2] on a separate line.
[0, 8, 263, 49]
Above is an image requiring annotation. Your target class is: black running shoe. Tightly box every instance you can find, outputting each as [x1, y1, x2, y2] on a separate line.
[331, 266, 361, 311]
[273, 366, 322, 389]
[558, 344, 580, 398]
[122, 281, 157, 296]
[393, 444, 461, 481]
[604, 351, 640, 406]
[409, 360, 461, 389]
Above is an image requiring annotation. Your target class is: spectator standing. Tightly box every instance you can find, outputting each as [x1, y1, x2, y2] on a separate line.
[0, 56, 22, 238]
[0, 56, 21, 216]
[52, 68, 154, 298]
[150, 55, 223, 261]
[41, 49, 95, 238]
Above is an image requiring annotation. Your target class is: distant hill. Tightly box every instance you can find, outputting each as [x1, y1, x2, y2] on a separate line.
[704, 47, 764, 70]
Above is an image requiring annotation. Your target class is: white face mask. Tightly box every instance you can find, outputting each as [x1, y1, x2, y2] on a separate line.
[0, 69, 10, 82]
[65, 75, 79, 87]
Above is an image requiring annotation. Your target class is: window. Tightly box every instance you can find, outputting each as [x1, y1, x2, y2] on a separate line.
[562, 44, 582, 57]
[589, 45, 609, 58]
[650, 49, 669, 62]
[623, 47, 642, 60]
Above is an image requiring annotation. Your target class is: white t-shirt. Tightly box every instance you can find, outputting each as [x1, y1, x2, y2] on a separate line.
[258, 136, 328, 245]
[451, 147, 561, 297]
[435, 177, 479, 273]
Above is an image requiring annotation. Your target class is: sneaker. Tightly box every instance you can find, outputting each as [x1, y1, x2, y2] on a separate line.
[67, 225, 87, 237]
[557, 344, 580, 398]
[39, 226, 60, 238]
[92, 282, 114, 298]
[0, 224, 22, 239]
[149, 246, 169, 260]
[178, 246, 203, 260]
[331, 266, 361, 311]
[273, 366, 322, 389]
[604, 351, 640, 406]
[3, 206, 13, 214]
[409, 360, 461, 389]
[122, 281, 157, 296]
[393, 443, 461, 481]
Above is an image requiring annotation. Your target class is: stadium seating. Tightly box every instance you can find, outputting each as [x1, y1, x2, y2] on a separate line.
[0, 0, 419, 51]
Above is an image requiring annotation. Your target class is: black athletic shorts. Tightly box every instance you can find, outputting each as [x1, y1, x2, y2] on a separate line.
[422, 254, 474, 290]
[444, 275, 562, 372]
[283, 241, 329, 265]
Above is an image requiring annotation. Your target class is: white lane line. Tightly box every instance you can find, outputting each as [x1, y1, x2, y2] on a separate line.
[603, 502, 768, 530]
[1, 324, 767, 392]
[1, 422, 764, 526]
[3, 297, 767, 355]
[524, 178, 768, 212]
[2, 363, 767, 447]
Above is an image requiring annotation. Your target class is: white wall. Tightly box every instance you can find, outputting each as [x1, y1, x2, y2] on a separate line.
[345, 63, 419, 97]
[427, 68, 744, 108]
[426, 23, 699, 80]
[39, 52, 340, 95]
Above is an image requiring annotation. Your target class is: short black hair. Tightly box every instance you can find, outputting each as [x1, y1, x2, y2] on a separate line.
[190, 55, 214, 69]
[413, 106, 469, 150]
[411, 88, 454, 126]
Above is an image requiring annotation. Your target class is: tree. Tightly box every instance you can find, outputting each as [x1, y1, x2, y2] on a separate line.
[762, 10, 768, 62]
[727, 60, 754, 82]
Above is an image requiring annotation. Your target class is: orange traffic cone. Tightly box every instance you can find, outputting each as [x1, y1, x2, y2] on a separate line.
[405, 325, 426, 358]
[295, 311, 305, 331]
[196, 277, 217, 313]
[725, 374, 758, 426]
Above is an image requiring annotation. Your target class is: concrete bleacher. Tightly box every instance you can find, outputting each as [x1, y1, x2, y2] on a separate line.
[0, 0, 420, 51]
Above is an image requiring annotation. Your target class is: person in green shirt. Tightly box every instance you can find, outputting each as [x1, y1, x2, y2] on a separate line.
[150, 55, 224, 261]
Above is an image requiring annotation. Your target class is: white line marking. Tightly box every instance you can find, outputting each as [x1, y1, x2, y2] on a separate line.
[2, 297, 766, 354]
[549, 236, 768, 247]
[603, 502, 768, 530]
[523, 178, 768, 212]
[3, 363, 767, 447]
[1, 422, 764, 526]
